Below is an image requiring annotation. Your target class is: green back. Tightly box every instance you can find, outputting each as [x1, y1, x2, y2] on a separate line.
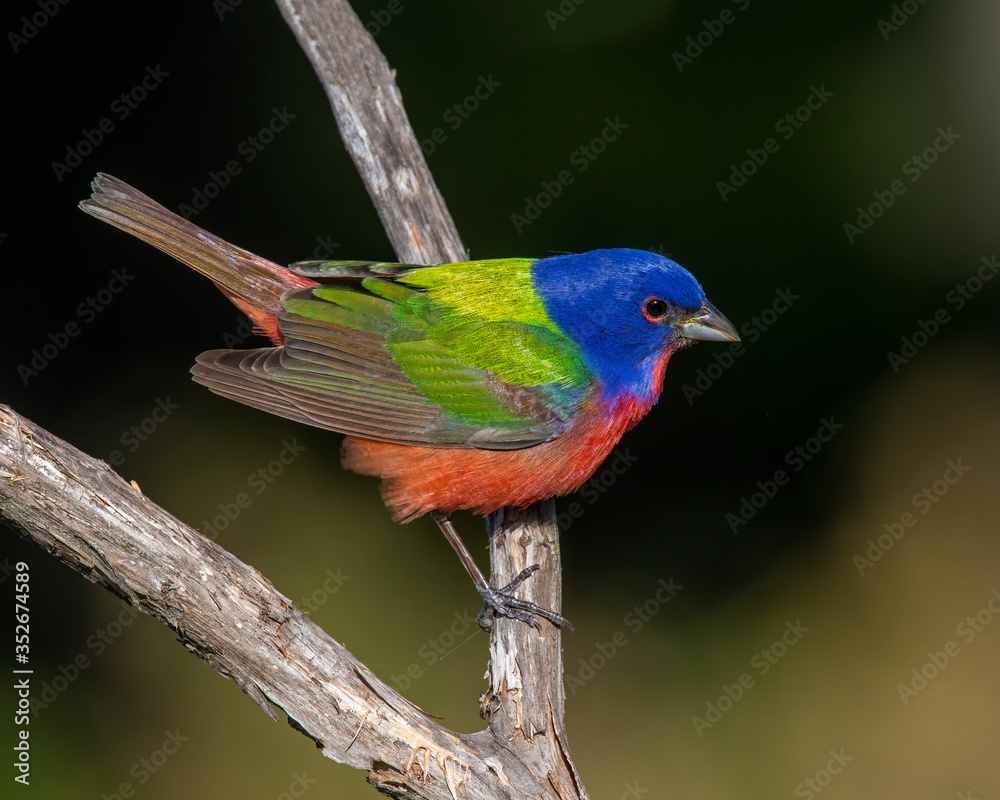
[241, 258, 595, 447]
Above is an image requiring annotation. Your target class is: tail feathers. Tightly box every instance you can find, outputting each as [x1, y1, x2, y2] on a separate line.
[79, 173, 317, 344]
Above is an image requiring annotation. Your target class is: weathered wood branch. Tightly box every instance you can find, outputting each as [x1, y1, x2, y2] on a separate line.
[273, 0, 467, 266]
[0, 406, 560, 799]
[272, 2, 584, 796]
[2, 0, 584, 797]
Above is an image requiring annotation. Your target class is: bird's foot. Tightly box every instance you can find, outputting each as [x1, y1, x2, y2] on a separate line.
[475, 565, 573, 632]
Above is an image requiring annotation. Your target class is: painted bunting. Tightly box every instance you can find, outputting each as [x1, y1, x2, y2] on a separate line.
[81, 173, 739, 629]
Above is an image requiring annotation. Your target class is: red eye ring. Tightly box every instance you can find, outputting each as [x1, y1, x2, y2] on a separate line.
[643, 296, 670, 321]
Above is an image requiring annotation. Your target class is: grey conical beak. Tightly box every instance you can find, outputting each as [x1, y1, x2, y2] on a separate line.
[678, 300, 740, 342]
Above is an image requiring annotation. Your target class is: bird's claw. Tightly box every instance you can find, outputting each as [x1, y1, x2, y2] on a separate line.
[475, 564, 573, 632]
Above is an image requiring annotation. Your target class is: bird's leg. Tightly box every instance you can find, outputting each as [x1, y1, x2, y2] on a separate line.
[430, 511, 571, 632]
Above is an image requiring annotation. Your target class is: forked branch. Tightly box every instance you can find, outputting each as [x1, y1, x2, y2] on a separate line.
[1, 0, 585, 797]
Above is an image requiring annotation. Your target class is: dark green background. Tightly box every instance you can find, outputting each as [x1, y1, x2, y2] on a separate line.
[4, 1, 999, 797]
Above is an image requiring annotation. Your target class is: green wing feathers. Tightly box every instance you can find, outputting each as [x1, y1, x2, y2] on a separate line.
[191, 259, 592, 449]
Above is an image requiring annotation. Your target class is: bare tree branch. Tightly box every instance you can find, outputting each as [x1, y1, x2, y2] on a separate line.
[272, 0, 467, 266]
[0, 406, 561, 799]
[3, 0, 585, 796]
[270, 1, 584, 795]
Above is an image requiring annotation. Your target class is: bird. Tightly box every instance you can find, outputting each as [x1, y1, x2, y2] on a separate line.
[81, 173, 740, 630]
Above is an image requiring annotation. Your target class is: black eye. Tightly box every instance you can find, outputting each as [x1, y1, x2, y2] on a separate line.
[643, 297, 670, 321]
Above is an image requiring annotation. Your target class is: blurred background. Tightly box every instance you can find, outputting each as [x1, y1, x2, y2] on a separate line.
[3, 0, 1000, 797]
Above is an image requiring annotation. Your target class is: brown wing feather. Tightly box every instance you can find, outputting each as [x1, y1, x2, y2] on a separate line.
[191, 333, 568, 450]
[191, 348, 447, 444]
[190, 273, 576, 449]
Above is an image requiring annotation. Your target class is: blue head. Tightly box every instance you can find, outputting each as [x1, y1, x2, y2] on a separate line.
[532, 248, 738, 404]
